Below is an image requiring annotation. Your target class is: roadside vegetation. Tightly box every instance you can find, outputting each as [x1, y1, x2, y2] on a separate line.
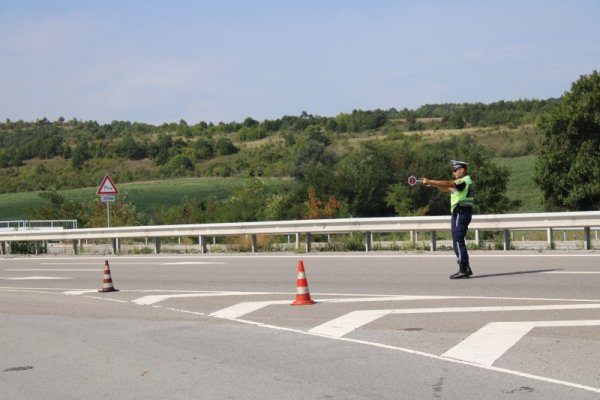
[1, 70, 598, 226]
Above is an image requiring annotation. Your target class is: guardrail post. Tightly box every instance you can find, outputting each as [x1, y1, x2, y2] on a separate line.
[112, 238, 121, 254]
[503, 229, 511, 251]
[199, 236, 207, 254]
[547, 228, 554, 249]
[475, 230, 480, 247]
[251, 234, 258, 253]
[295, 233, 300, 250]
[155, 238, 161, 254]
[430, 231, 437, 252]
[583, 227, 591, 250]
[72, 240, 78, 255]
[305, 233, 312, 252]
[1, 241, 5, 255]
[365, 231, 371, 252]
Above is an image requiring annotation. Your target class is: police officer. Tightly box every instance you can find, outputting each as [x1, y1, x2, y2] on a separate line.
[421, 160, 475, 279]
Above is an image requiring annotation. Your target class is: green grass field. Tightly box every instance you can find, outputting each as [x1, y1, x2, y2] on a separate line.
[0, 177, 290, 220]
[0, 157, 544, 221]
[494, 155, 544, 212]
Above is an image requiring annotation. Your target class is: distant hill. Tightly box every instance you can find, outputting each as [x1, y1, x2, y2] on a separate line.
[0, 99, 557, 194]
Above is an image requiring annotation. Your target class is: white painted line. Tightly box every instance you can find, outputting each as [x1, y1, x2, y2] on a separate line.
[211, 300, 291, 318]
[5, 253, 600, 262]
[543, 271, 600, 274]
[312, 309, 396, 338]
[211, 295, 460, 319]
[160, 262, 227, 265]
[131, 291, 270, 305]
[38, 261, 226, 266]
[310, 310, 391, 337]
[322, 295, 460, 303]
[6, 269, 101, 272]
[63, 290, 100, 295]
[0, 276, 72, 280]
[340, 335, 600, 395]
[210, 293, 600, 321]
[54, 287, 600, 394]
[309, 303, 600, 338]
[40, 262, 109, 265]
[442, 319, 600, 366]
[201, 313, 600, 395]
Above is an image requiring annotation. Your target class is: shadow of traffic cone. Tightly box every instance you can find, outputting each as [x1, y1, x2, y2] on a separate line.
[99, 260, 118, 293]
[291, 260, 315, 305]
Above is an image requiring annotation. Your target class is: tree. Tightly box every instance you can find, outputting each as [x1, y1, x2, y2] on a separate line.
[535, 71, 600, 210]
[116, 133, 147, 160]
[243, 117, 259, 127]
[72, 141, 91, 170]
[29, 190, 84, 222]
[334, 142, 399, 216]
[83, 195, 144, 227]
[216, 178, 267, 222]
[149, 134, 173, 165]
[305, 187, 343, 219]
[193, 138, 214, 160]
[397, 136, 516, 216]
[293, 139, 336, 178]
[215, 138, 239, 156]
[461, 142, 517, 214]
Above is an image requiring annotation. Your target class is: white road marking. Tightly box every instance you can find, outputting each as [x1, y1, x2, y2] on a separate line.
[442, 319, 600, 366]
[4, 285, 599, 394]
[309, 303, 600, 338]
[543, 271, 600, 274]
[5, 254, 600, 263]
[211, 300, 291, 318]
[0, 276, 72, 280]
[160, 262, 226, 265]
[39, 261, 225, 266]
[64, 290, 100, 295]
[131, 291, 271, 305]
[6, 269, 101, 272]
[210, 295, 458, 319]
[199, 313, 600, 395]
[40, 262, 109, 265]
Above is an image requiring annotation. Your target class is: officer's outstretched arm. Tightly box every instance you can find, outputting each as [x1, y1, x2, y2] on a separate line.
[421, 178, 456, 192]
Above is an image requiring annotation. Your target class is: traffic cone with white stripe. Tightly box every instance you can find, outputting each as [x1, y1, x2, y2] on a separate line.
[291, 260, 315, 305]
[98, 260, 118, 293]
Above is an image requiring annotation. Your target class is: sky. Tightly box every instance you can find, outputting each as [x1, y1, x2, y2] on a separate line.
[1, 0, 599, 125]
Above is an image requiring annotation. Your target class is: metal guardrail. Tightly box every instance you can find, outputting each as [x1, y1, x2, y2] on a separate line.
[0, 219, 78, 230]
[0, 212, 598, 254]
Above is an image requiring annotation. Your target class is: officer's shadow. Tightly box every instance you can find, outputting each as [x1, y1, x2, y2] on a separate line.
[469, 268, 563, 279]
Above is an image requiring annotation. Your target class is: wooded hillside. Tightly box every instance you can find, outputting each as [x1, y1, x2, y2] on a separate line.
[0, 98, 564, 226]
[1, 99, 556, 193]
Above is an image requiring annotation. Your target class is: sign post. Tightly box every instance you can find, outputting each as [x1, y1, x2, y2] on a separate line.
[96, 174, 119, 227]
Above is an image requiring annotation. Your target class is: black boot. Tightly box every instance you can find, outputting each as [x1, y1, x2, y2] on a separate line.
[464, 260, 473, 276]
[450, 261, 470, 279]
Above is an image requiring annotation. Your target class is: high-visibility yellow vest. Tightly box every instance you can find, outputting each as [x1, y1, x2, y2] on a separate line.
[450, 175, 474, 212]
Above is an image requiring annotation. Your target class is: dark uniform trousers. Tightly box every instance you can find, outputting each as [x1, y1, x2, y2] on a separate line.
[451, 206, 472, 262]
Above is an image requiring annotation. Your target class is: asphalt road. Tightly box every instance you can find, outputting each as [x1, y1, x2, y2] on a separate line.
[2, 252, 600, 399]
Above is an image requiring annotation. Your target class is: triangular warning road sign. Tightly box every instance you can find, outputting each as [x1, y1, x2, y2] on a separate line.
[96, 174, 119, 195]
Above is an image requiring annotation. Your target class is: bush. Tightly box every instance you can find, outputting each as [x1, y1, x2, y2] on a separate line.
[10, 241, 39, 254]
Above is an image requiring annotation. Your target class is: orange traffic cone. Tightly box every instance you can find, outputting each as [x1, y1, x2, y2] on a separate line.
[99, 260, 118, 293]
[291, 260, 315, 305]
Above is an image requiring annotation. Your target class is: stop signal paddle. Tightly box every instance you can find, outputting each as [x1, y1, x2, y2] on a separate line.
[407, 175, 422, 186]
